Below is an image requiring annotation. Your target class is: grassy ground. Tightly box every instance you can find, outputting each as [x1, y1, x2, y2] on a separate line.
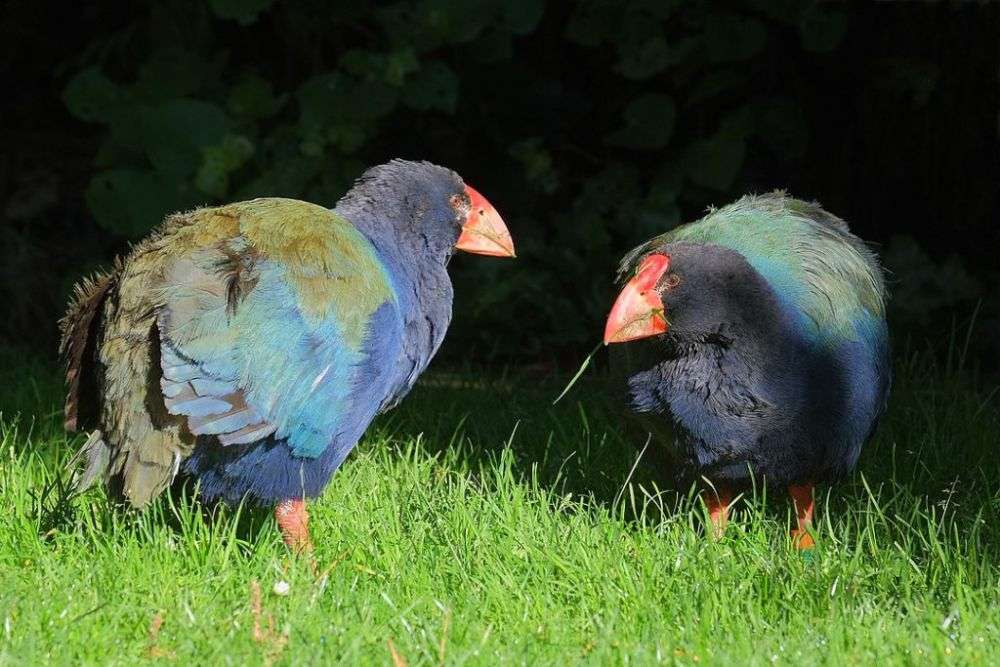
[2, 348, 999, 665]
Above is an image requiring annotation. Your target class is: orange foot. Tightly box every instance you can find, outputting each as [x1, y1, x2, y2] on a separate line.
[275, 498, 313, 553]
[790, 528, 815, 550]
[704, 485, 732, 540]
[788, 484, 816, 551]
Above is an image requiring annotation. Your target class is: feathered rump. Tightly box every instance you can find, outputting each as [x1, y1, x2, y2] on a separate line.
[59, 261, 119, 432]
[59, 262, 120, 492]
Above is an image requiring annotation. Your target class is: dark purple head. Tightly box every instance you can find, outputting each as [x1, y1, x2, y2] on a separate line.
[605, 242, 778, 346]
[335, 159, 514, 263]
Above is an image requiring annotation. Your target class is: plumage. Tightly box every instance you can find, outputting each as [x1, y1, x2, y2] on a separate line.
[620, 193, 886, 346]
[607, 192, 890, 546]
[58, 264, 118, 432]
[61, 160, 514, 546]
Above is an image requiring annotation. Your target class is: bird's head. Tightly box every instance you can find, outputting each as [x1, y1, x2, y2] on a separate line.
[342, 159, 515, 261]
[604, 242, 765, 345]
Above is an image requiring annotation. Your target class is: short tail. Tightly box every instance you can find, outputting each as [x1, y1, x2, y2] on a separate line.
[59, 262, 119, 432]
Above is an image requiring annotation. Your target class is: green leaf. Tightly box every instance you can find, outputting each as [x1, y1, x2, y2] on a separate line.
[208, 0, 275, 25]
[614, 5, 690, 79]
[385, 49, 420, 86]
[605, 94, 676, 150]
[297, 73, 342, 129]
[298, 72, 398, 130]
[236, 156, 323, 200]
[142, 100, 230, 177]
[326, 124, 367, 153]
[576, 165, 642, 214]
[616, 36, 672, 80]
[342, 49, 419, 87]
[227, 74, 287, 120]
[403, 61, 459, 113]
[509, 138, 559, 193]
[552, 341, 602, 405]
[299, 127, 327, 158]
[63, 68, 124, 123]
[421, 0, 492, 44]
[196, 135, 255, 198]
[85, 169, 182, 238]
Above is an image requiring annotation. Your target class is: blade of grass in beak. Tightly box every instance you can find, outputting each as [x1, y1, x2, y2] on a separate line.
[551, 341, 603, 406]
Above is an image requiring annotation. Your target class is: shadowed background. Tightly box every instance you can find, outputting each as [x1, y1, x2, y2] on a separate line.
[2, 0, 997, 370]
[3, 6, 1000, 662]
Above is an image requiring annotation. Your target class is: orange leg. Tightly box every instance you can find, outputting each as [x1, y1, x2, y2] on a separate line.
[275, 498, 313, 553]
[788, 484, 815, 550]
[703, 485, 732, 539]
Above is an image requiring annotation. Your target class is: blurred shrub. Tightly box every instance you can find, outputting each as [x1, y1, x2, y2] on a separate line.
[0, 0, 980, 369]
[51, 0, 859, 362]
[882, 235, 1000, 367]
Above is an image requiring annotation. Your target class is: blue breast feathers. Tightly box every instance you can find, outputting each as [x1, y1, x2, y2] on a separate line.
[180, 301, 406, 503]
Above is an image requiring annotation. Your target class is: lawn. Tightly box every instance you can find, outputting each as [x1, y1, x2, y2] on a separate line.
[1, 347, 999, 665]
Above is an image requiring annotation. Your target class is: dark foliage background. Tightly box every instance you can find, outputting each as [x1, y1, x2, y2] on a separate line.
[2, 0, 998, 370]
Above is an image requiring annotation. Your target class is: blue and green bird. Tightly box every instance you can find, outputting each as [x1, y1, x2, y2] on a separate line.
[604, 192, 889, 548]
[61, 160, 515, 549]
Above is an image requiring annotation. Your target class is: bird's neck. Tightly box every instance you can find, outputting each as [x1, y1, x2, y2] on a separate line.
[383, 247, 454, 356]
[333, 195, 454, 293]
[377, 249, 454, 403]
[333, 202, 454, 388]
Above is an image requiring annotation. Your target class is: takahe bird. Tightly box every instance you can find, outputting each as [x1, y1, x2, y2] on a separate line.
[60, 159, 514, 550]
[604, 193, 889, 548]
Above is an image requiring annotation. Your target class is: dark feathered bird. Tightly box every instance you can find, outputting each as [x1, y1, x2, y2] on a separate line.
[60, 159, 515, 550]
[604, 193, 889, 548]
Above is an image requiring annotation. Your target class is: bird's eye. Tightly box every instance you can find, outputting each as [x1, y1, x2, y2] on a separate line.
[663, 273, 681, 289]
[449, 194, 462, 208]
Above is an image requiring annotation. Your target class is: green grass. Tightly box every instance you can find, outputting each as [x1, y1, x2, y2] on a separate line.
[2, 348, 999, 665]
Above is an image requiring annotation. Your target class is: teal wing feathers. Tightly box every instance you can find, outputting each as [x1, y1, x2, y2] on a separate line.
[156, 201, 402, 458]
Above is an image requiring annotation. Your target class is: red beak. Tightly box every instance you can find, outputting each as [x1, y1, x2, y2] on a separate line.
[604, 254, 670, 344]
[455, 185, 516, 258]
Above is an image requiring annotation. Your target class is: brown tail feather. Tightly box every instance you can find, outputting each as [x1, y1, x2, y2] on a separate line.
[59, 261, 120, 432]
[66, 429, 112, 492]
